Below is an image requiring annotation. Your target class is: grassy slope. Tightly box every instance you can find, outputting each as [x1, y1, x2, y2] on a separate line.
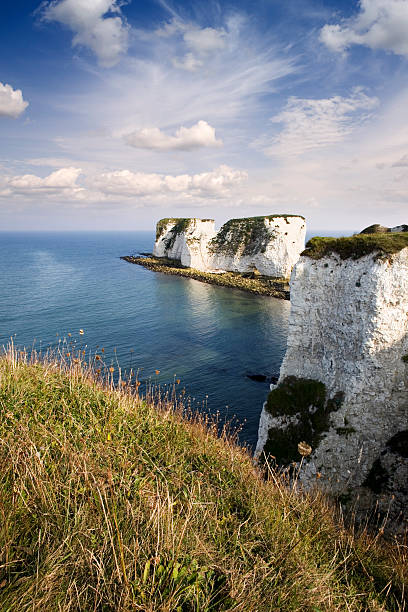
[302, 233, 408, 260]
[0, 351, 406, 611]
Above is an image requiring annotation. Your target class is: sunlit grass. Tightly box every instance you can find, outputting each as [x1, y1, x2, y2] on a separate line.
[0, 342, 406, 611]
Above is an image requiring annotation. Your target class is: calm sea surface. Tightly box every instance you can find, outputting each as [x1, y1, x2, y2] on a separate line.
[0, 230, 343, 447]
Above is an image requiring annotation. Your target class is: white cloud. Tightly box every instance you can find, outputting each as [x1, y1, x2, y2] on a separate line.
[124, 120, 222, 151]
[262, 89, 378, 158]
[157, 19, 227, 72]
[41, 0, 128, 67]
[183, 27, 226, 55]
[58, 13, 295, 162]
[1, 167, 84, 199]
[88, 164, 247, 198]
[0, 82, 29, 118]
[0, 164, 246, 203]
[320, 0, 408, 56]
[172, 52, 203, 72]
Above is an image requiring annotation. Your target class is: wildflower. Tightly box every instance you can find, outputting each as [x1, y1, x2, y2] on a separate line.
[73, 358, 80, 364]
[176, 379, 180, 384]
[95, 355, 101, 361]
[101, 347, 105, 353]
[79, 329, 84, 335]
[121, 381, 126, 387]
[107, 433, 111, 441]
[66, 352, 70, 357]
[136, 381, 141, 387]
[155, 370, 160, 375]
[68, 332, 71, 337]
[109, 367, 114, 373]
[298, 441, 312, 457]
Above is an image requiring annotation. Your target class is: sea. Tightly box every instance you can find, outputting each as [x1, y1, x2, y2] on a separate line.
[0, 230, 350, 448]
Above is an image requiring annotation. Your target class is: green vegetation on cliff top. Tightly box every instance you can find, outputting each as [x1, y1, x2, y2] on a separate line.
[156, 215, 305, 257]
[302, 232, 408, 260]
[156, 218, 215, 241]
[209, 215, 304, 257]
[0, 347, 406, 610]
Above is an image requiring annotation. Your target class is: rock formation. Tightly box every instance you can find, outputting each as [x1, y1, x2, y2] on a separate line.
[256, 230, 408, 529]
[153, 215, 306, 279]
[153, 218, 216, 270]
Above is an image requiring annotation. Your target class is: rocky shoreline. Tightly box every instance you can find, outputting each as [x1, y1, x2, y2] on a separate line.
[121, 255, 290, 299]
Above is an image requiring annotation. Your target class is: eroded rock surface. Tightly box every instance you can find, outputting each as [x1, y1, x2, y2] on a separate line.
[153, 215, 306, 279]
[256, 231, 408, 530]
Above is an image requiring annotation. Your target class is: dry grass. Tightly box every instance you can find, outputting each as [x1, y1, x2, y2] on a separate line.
[0, 343, 406, 611]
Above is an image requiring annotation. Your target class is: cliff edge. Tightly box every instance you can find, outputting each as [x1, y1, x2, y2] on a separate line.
[256, 229, 408, 530]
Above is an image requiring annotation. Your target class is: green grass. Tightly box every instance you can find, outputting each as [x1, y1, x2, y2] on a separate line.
[302, 233, 408, 260]
[0, 346, 406, 611]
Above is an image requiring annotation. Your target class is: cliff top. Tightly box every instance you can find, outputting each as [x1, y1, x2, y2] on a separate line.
[360, 223, 408, 234]
[156, 217, 214, 239]
[302, 232, 408, 260]
[208, 215, 305, 257]
[156, 215, 304, 241]
[224, 214, 305, 222]
[1, 347, 406, 609]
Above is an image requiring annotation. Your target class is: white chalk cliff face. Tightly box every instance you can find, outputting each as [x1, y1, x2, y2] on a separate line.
[256, 232, 408, 527]
[153, 216, 306, 279]
[153, 218, 216, 270]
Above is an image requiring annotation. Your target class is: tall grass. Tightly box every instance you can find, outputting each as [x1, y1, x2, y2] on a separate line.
[0, 343, 406, 611]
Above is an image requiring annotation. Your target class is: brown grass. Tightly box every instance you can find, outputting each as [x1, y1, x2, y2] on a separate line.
[0, 343, 406, 610]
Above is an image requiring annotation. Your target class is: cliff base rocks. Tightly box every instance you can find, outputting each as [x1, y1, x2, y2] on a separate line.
[121, 255, 290, 298]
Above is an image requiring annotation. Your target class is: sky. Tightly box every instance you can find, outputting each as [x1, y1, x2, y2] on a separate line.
[1, 0, 408, 232]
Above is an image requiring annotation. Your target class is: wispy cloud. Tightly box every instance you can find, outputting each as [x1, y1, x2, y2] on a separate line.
[40, 0, 129, 67]
[320, 0, 408, 57]
[50, 12, 296, 173]
[258, 89, 378, 158]
[157, 20, 227, 71]
[0, 82, 29, 118]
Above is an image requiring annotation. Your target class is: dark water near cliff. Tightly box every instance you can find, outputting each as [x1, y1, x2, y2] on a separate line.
[0, 231, 293, 447]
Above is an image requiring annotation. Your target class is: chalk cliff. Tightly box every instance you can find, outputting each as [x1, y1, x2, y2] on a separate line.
[256, 231, 408, 527]
[153, 218, 216, 270]
[153, 215, 306, 279]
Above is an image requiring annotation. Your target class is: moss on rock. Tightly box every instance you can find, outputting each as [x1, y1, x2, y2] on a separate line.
[302, 233, 408, 261]
[359, 224, 391, 234]
[208, 215, 304, 257]
[156, 218, 194, 245]
[263, 377, 344, 465]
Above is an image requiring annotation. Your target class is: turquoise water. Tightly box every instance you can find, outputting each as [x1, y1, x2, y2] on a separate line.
[0, 231, 291, 447]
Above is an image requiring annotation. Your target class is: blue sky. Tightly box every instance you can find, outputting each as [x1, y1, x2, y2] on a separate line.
[1, 0, 408, 231]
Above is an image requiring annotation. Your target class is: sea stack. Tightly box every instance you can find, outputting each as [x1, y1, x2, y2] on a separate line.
[153, 215, 306, 279]
[256, 227, 408, 527]
[153, 218, 216, 270]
